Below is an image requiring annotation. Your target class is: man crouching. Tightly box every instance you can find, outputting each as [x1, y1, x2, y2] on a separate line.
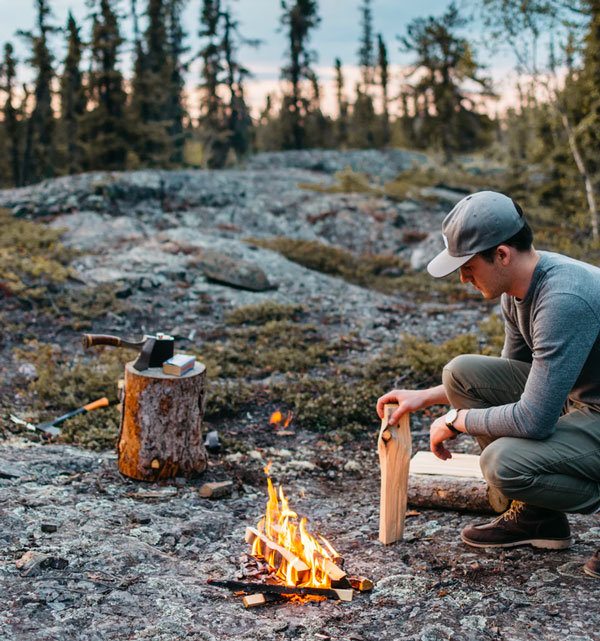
[377, 191, 600, 577]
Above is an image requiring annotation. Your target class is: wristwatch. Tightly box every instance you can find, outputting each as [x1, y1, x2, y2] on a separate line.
[444, 408, 461, 435]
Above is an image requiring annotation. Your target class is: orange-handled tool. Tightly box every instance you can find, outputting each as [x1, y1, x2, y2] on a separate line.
[33, 397, 110, 436]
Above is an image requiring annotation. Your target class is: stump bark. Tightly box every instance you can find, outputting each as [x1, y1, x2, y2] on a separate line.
[117, 361, 207, 481]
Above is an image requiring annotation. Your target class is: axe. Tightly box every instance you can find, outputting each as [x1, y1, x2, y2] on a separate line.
[82, 332, 175, 371]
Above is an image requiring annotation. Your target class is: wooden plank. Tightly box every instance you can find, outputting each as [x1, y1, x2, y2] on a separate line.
[245, 527, 310, 585]
[409, 451, 483, 479]
[378, 404, 412, 545]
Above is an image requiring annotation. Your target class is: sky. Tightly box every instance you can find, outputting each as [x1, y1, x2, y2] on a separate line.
[0, 0, 521, 115]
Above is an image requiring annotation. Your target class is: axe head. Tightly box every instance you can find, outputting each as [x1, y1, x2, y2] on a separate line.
[133, 333, 175, 371]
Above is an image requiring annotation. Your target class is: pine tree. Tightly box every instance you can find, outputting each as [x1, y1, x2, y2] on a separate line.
[334, 58, 348, 146]
[358, 0, 374, 92]
[221, 7, 257, 160]
[279, 0, 321, 149]
[19, 0, 56, 184]
[80, 0, 128, 170]
[1, 43, 22, 186]
[60, 12, 86, 174]
[130, 0, 174, 166]
[198, 0, 227, 166]
[377, 33, 389, 144]
[166, 0, 188, 164]
[400, 2, 493, 162]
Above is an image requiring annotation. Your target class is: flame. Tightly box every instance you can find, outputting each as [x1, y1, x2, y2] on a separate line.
[270, 411, 282, 424]
[283, 413, 293, 428]
[251, 475, 341, 589]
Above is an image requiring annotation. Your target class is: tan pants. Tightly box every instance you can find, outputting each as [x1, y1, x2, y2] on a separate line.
[442, 354, 600, 514]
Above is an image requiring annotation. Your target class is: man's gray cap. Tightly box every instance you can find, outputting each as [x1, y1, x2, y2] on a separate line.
[427, 191, 525, 278]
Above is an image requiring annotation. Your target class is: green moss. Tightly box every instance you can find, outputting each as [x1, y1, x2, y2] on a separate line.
[245, 236, 478, 301]
[271, 376, 382, 437]
[193, 320, 346, 379]
[478, 313, 505, 356]
[225, 300, 306, 326]
[297, 166, 382, 195]
[12, 341, 127, 449]
[205, 380, 259, 419]
[55, 284, 129, 329]
[0, 208, 78, 300]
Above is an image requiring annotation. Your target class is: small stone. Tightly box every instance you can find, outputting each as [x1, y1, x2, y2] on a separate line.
[41, 522, 58, 533]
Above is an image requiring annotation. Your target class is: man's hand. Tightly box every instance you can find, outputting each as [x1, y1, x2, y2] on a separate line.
[429, 409, 467, 460]
[376, 386, 448, 426]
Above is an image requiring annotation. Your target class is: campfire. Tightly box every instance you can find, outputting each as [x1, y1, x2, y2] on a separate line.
[208, 464, 373, 608]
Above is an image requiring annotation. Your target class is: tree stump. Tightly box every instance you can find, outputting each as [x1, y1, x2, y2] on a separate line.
[117, 361, 207, 481]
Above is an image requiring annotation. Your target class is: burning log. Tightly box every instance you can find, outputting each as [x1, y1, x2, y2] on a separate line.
[378, 404, 412, 544]
[207, 579, 353, 602]
[245, 527, 310, 585]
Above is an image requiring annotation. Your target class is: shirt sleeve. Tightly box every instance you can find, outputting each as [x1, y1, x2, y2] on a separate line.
[466, 293, 600, 439]
[500, 295, 533, 363]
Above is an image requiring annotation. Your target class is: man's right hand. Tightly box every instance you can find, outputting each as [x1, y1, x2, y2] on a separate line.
[376, 389, 434, 425]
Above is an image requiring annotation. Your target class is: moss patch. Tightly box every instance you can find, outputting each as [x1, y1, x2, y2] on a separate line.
[0, 208, 78, 300]
[12, 341, 127, 449]
[225, 300, 306, 326]
[297, 166, 381, 195]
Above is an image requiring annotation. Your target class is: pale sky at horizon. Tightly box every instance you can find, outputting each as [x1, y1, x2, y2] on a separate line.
[0, 0, 523, 115]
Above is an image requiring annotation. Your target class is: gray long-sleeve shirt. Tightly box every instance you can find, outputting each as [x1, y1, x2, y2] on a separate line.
[465, 251, 600, 439]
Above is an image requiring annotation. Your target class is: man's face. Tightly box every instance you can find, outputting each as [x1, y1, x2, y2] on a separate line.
[459, 253, 507, 299]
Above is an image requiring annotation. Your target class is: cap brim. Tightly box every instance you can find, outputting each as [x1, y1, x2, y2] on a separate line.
[427, 249, 474, 278]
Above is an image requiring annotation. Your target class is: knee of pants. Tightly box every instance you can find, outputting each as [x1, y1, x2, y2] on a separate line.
[442, 354, 481, 408]
[480, 438, 524, 492]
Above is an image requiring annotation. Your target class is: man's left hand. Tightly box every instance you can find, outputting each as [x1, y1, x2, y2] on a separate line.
[430, 415, 458, 461]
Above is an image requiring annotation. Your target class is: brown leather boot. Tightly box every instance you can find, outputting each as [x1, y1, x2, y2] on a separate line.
[584, 550, 600, 578]
[461, 500, 572, 550]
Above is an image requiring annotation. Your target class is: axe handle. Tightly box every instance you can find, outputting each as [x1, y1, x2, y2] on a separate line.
[82, 334, 144, 350]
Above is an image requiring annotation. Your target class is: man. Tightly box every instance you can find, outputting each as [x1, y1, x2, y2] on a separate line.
[376, 191, 600, 577]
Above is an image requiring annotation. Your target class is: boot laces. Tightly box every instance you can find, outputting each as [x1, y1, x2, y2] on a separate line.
[501, 501, 525, 523]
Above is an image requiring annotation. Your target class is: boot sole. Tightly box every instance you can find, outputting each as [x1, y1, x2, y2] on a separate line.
[461, 533, 572, 550]
[583, 565, 600, 578]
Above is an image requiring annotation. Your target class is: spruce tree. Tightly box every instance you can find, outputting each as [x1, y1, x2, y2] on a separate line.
[60, 12, 86, 174]
[334, 58, 348, 146]
[19, 0, 56, 185]
[198, 0, 227, 166]
[130, 0, 174, 166]
[2, 43, 22, 186]
[400, 2, 493, 162]
[358, 0, 375, 92]
[80, 0, 128, 170]
[377, 33, 389, 144]
[166, 0, 188, 164]
[279, 0, 321, 149]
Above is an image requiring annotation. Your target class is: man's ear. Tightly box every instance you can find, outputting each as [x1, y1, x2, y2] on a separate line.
[496, 244, 511, 265]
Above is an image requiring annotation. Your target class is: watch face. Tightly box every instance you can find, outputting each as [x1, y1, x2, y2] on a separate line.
[445, 408, 458, 425]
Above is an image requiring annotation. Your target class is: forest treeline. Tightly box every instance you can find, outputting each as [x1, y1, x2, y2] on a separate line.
[0, 0, 599, 235]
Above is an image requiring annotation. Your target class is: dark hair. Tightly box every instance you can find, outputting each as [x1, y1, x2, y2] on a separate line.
[478, 201, 534, 263]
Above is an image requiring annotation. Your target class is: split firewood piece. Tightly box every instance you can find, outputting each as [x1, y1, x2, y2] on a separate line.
[378, 403, 412, 545]
[198, 481, 233, 499]
[243, 593, 285, 608]
[207, 579, 353, 602]
[245, 527, 310, 585]
[348, 575, 374, 591]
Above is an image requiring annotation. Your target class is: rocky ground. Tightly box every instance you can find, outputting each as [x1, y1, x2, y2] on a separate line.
[1, 150, 599, 641]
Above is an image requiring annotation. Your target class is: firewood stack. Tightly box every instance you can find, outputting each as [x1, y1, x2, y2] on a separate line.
[207, 474, 373, 608]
